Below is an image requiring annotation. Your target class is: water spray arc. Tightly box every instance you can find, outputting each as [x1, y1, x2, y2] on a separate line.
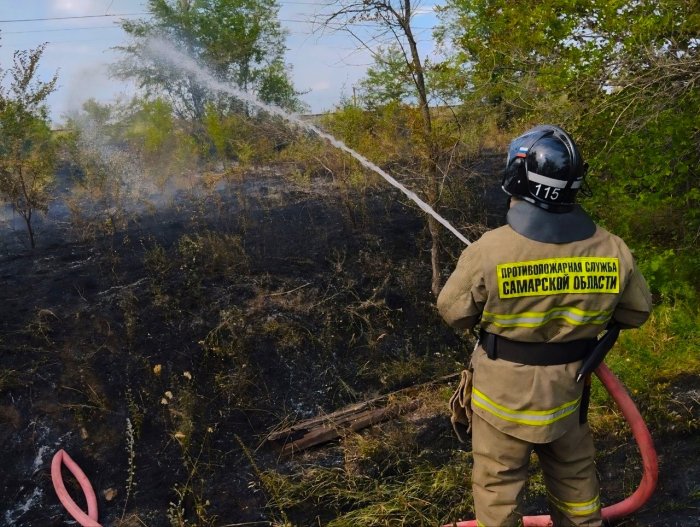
[144, 39, 471, 247]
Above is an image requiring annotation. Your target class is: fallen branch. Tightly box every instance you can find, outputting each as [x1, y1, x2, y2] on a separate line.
[97, 278, 149, 297]
[266, 372, 460, 454]
[266, 282, 311, 297]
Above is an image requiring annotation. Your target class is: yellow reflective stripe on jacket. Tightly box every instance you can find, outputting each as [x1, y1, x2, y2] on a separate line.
[481, 307, 612, 328]
[548, 492, 601, 517]
[475, 520, 487, 527]
[472, 387, 580, 426]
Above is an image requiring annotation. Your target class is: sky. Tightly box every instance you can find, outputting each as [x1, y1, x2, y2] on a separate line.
[0, 0, 442, 123]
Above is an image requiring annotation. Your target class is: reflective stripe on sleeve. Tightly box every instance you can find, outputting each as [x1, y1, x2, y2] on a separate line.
[481, 307, 612, 328]
[472, 387, 581, 426]
[548, 492, 601, 517]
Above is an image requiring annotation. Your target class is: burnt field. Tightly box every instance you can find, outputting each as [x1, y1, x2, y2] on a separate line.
[1, 162, 698, 526]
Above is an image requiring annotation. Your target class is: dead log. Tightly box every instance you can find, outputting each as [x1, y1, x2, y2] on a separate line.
[266, 372, 460, 455]
[272, 400, 421, 455]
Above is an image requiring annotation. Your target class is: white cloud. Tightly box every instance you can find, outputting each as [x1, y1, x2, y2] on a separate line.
[413, 5, 437, 16]
[49, 0, 101, 16]
[310, 79, 331, 91]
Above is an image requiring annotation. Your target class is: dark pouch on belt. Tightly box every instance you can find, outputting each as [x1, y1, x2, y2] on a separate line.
[579, 374, 592, 424]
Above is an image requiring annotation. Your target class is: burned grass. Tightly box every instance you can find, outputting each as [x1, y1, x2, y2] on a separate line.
[0, 166, 698, 526]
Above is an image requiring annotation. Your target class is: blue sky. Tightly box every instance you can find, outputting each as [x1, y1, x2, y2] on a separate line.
[0, 0, 441, 123]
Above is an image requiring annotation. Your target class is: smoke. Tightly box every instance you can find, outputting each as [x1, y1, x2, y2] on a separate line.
[67, 110, 154, 202]
[60, 63, 123, 119]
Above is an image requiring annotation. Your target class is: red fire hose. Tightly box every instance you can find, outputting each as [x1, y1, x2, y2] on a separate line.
[443, 362, 659, 527]
[51, 449, 102, 527]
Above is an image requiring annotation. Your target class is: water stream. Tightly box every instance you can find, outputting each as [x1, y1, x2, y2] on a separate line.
[145, 39, 471, 247]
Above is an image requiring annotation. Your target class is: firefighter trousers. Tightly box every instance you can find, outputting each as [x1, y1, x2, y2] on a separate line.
[471, 413, 602, 527]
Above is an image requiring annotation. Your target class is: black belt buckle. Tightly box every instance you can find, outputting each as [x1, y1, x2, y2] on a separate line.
[480, 330, 497, 360]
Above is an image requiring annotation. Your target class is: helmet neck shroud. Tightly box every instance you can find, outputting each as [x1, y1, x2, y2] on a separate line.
[507, 199, 596, 243]
[502, 125, 587, 213]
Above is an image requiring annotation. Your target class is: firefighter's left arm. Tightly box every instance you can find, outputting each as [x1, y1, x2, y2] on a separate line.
[614, 260, 653, 329]
[437, 242, 487, 330]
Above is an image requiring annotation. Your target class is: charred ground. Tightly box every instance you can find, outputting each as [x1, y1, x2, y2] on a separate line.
[1, 158, 698, 526]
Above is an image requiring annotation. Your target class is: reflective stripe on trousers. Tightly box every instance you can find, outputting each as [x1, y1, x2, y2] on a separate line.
[472, 387, 581, 427]
[548, 491, 601, 517]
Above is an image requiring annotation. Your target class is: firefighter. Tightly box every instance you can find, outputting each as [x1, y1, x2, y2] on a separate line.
[437, 125, 652, 527]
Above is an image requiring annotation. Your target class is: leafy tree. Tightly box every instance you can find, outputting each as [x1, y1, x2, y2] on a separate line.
[438, 0, 699, 298]
[126, 98, 176, 154]
[437, 0, 604, 126]
[576, 1, 700, 299]
[114, 0, 301, 119]
[0, 42, 58, 248]
[358, 45, 416, 108]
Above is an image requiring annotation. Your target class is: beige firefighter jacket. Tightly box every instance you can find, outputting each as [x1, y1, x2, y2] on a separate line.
[437, 223, 652, 443]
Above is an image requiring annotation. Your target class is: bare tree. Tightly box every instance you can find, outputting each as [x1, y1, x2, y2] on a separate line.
[318, 0, 446, 297]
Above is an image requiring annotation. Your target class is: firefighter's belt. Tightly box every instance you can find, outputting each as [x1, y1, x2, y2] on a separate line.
[479, 330, 594, 366]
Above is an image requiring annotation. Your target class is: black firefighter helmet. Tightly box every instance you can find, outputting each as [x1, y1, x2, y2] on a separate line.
[503, 125, 596, 243]
[502, 125, 588, 213]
